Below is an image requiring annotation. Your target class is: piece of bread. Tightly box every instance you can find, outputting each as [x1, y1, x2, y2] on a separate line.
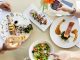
[3, 35, 28, 50]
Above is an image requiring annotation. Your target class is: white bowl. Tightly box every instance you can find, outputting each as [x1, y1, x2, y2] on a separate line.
[29, 40, 54, 60]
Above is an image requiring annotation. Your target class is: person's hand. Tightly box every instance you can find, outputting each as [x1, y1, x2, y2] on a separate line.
[57, 5, 73, 13]
[0, 2, 11, 11]
[56, 51, 71, 60]
[56, 51, 80, 60]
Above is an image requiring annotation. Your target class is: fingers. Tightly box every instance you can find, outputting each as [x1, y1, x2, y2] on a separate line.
[56, 8, 62, 11]
[3, 3, 11, 11]
[0, 2, 11, 11]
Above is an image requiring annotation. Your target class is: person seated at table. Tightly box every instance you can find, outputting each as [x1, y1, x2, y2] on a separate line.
[0, 2, 11, 11]
[57, 5, 80, 18]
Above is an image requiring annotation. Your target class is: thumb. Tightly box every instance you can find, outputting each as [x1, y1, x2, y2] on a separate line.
[56, 7, 62, 11]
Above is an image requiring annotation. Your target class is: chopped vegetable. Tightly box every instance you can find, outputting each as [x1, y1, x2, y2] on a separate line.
[23, 24, 33, 33]
[15, 24, 33, 33]
[32, 43, 50, 60]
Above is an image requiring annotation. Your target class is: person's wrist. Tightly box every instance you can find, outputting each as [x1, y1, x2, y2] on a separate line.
[68, 8, 76, 14]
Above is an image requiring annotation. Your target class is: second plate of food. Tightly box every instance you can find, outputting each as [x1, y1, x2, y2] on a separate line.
[50, 16, 80, 48]
[0, 12, 33, 49]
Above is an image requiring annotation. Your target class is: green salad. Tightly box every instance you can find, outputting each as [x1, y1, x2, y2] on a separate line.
[32, 43, 50, 60]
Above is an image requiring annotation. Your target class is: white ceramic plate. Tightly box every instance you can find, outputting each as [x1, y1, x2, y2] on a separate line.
[29, 40, 54, 60]
[0, 12, 32, 43]
[76, 42, 80, 48]
[23, 5, 52, 31]
[50, 16, 80, 48]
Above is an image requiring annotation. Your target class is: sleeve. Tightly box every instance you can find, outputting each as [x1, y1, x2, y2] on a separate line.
[0, 0, 5, 2]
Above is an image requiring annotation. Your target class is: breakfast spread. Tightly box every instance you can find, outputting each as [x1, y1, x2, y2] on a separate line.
[0, 2, 80, 60]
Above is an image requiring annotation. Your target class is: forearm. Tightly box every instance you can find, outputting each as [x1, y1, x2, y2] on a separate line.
[73, 10, 80, 18]
[58, 6, 80, 18]
[68, 8, 80, 18]
[56, 51, 80, 60]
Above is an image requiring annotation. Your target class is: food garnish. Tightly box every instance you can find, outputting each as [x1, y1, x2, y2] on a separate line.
[30, 10, 47, 25]
[15, 24, 33, 33]
[32, 43, 50, 60]
[64, 22, 74, 38]
[72, 29, 78, 41]
[23, 24, 33, 33]
[55, 19, 65, 35]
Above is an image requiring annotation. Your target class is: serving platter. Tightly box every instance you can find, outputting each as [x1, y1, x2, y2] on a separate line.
[23, 5, 52, 31]
[50, 16, 80, 48]
[0, 12, 33, 50]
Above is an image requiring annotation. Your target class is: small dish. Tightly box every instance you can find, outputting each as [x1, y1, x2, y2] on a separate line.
[29, 40, 54, 60]
[23, 5, 52, 31]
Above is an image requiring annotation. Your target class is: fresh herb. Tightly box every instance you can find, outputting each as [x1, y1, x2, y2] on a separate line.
[23, 24, 33, 33]
[61, 31, 70, 40]
[15, 24, 33, 33]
